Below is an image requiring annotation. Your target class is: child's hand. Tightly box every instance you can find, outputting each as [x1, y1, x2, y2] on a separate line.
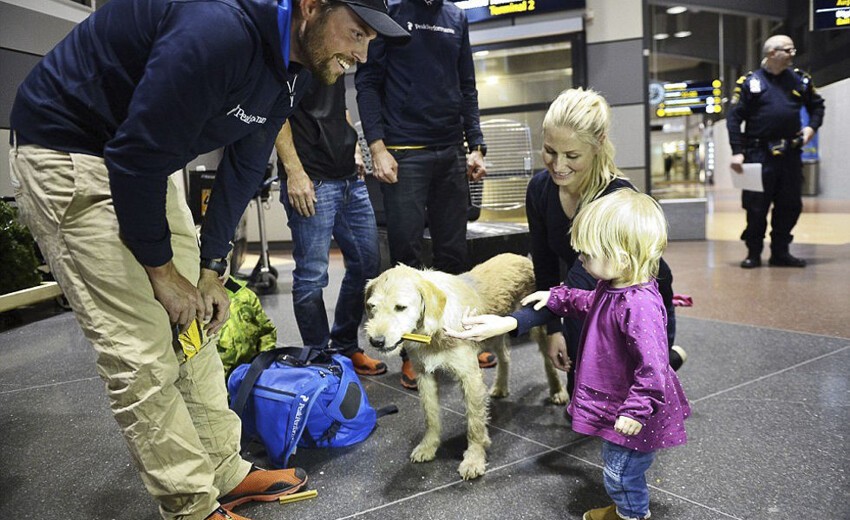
[520, 290, 551, 311]
[443, 307, 518, 342]
[614, 416, 643, 436]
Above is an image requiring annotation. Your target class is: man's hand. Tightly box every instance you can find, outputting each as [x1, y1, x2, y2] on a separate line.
[467, 150, 487, 182]
[369, 141, 398, 183]
[801, 126, 815, 145]
[520, 290, 552, 311]
[197, 268, 231, 335]
[144, 261, 204, 332]
[546, 333, 571, 372]
[614, 416, 643, 436]
[730, 153, 745, 174]
[287, 170, 317, 217]
[354, 145, 367, 180]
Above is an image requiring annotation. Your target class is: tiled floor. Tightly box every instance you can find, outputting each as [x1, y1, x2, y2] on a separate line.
[1, 188, 848, 519]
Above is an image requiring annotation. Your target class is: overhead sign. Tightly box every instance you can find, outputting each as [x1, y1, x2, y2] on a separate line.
[811, 0, 850, 31]
[655, 80, 723, 118]
[455, 0, 585, 25]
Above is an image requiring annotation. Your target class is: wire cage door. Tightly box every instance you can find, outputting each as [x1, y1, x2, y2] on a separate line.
[471, 118, 534, 210]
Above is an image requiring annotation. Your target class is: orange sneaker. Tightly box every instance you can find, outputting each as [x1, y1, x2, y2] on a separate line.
[206, 507, 251, 520]
[219, 466, 307, 510]
[478, 351, 497, 368]
[400, 359, 418, 390]
[350, 351, 388, 376]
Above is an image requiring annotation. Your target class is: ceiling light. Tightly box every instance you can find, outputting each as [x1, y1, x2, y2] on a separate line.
[673, 14, 691, 38]
[666, 6, 687, 15]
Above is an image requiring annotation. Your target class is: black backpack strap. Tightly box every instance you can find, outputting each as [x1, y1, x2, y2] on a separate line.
[376, 405, 398, 418]
[231, 345, 320, 418]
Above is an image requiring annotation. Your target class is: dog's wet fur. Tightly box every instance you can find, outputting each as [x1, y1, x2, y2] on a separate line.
[364, 253, 568, 479]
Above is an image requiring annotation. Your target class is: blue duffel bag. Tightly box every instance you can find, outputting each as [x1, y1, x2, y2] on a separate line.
[228, 346, 396, 468]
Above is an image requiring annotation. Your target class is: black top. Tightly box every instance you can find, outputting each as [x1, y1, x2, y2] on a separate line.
[726, 67, 825, 155]
[286, 78, 358, 181]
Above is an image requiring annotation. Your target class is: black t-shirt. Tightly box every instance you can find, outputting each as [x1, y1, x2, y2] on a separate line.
[286, 78, 358, 181]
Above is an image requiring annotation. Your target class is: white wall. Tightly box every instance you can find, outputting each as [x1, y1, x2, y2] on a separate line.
[817, 76, 849, 200]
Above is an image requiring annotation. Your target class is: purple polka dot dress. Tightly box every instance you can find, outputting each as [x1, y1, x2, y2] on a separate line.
[547, 280, 691, 452]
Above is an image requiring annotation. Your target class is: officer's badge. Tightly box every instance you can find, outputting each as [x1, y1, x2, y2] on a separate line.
[749, 77, 762, 93]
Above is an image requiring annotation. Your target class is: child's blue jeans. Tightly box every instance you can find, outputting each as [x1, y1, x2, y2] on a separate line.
[601, 440, 656, 519]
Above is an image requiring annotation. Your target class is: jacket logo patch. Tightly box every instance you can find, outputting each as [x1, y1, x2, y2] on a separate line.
[226, 104, 267, 125]
[407, 22, 455, 34]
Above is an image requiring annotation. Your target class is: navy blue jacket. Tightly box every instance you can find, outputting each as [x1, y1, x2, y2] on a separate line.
[726, 67, 825, 155]
[11, 0, 309, 266]
[355, 0, 484, 149]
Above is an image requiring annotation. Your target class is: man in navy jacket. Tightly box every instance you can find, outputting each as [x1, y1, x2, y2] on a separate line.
[355, 0, 490, 390]
[8, 1, 407, 519]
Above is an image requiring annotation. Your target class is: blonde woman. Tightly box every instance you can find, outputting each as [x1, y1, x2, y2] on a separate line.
[521, 88, 686, 398]
[448, 189, 691, 520]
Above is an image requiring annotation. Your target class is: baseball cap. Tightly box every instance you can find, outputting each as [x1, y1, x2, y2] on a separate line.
[338, 0, 410, 41]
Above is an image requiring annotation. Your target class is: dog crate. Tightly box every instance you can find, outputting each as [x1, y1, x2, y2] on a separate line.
[469, 118, 535, 211]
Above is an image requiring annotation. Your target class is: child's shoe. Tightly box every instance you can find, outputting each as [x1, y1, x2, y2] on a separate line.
[400, 359, 418, 390]
[205, 507, 251, 520]
[583, 504, 649, 520]
[218, 466, 307, 510]
[670, 345, 687, 371]
[478, 351, 497, 368]
[350, 351, 388, 376]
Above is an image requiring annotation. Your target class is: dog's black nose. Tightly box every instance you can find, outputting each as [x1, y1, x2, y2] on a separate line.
[370, 336, 386, 349]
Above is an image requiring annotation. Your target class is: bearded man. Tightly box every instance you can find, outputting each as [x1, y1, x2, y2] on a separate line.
[8, 1, 407, 519]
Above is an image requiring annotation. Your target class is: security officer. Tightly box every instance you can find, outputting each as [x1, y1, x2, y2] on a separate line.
[727, 34, 825, 269]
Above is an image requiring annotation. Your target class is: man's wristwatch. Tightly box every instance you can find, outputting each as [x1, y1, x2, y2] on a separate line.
[469, 143, 487, 157]
[200, 257, 228, 277]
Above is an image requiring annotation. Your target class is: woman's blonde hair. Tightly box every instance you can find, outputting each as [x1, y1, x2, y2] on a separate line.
[542, 88, 625, 210]
[570, 189, 668, 286]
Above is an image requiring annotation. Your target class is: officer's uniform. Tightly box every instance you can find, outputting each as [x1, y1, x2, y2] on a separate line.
[727, 67, 825, 259]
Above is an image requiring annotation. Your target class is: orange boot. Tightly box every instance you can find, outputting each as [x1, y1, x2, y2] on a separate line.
[400, 359, 418, 390]
[478, 351, 497, 368]
[350, 351, 388, 376]
[219, 466, 307, 510]
[205, 507, 251, 520]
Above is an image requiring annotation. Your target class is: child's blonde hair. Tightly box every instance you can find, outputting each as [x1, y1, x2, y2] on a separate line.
[570, 189, 668, 286]
[542, 88, 625, 210]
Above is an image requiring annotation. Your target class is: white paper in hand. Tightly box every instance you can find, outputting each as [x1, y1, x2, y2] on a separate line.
[731, 163, 763, 192]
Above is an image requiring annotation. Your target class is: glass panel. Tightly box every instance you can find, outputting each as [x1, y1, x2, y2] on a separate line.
[474, 42, 572, 110]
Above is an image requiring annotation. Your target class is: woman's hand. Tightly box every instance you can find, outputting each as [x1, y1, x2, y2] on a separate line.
[546, 332, 571, 372]
[444, 308, 518, 342]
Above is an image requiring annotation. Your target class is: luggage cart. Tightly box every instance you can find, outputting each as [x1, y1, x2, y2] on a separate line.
[245, 172, 279, 295]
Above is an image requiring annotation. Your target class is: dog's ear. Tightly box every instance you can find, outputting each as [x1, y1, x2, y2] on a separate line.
[418, 278, 446, 331]
[364, 276, 378, 304]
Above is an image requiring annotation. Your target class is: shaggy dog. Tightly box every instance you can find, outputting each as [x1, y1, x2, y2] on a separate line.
[363, 253, 568, 480]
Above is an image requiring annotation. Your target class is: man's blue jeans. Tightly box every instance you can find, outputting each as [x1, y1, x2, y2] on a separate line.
[601, 440, 655, 519]
[282, 177, 380, 355]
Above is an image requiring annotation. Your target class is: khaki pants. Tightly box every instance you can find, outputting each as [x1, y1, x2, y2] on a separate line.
[9, 144, 250, 520]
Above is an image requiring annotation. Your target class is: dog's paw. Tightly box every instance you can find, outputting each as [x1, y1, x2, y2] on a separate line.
[410, 442, 438, 463]
[458, 455, 487, 480]
[549, 388, 570, 405]
[489, 385, 509, 399]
